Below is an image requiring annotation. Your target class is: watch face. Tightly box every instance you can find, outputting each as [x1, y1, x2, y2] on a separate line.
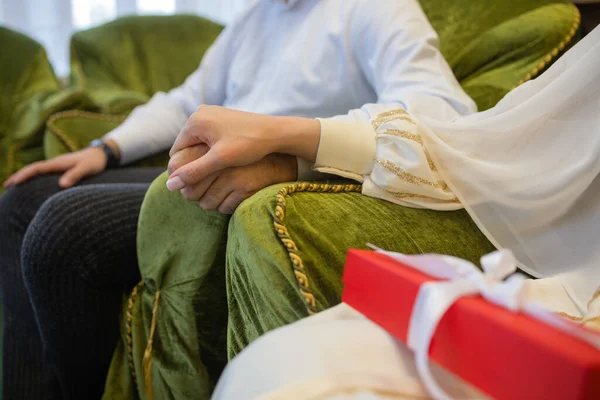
[90, 139, 104, 148]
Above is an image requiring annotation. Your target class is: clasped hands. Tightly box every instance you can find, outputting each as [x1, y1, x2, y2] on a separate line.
[167, 106, 321, 214]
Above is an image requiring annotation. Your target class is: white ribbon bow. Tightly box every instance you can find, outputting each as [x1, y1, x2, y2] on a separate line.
[369, 246, 600, 400]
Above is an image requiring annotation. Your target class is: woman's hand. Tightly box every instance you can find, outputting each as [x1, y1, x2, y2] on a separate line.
[3, 141, 118, 189]
[167, 106, 320, 191]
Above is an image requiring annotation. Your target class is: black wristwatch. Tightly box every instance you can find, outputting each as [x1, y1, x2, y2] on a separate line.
[89, 139, 120, 169]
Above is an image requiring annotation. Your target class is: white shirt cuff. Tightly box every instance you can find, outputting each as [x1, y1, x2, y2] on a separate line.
[313, 119, 376, 182]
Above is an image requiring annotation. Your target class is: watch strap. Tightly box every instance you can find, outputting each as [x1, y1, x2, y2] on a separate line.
[89, 139, 120, 169]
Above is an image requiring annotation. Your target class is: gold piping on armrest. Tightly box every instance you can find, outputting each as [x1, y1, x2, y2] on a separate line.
[513, 5, 581, 89]
[273, 182, 362, 315]
[46, 110, 128, 153]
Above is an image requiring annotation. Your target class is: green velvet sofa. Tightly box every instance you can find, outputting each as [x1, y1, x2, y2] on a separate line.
[101, 2, 581, 399]
[0, 1, 581, 399]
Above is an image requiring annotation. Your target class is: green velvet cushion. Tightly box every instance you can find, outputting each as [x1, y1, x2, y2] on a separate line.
[0, 27, 93, 194]
[70, 15, 224, 114]
[43, 111, 168, 167]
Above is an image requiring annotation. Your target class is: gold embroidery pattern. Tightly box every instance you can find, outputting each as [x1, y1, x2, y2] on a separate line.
[376, 159, 448, 190]
[513, 6, 580, 88]
[372, 181, 459, 204]
[126, 281, 145, 390]
[556, 312, 583, 321]
[47, 110, 128, 153]
[589, 286, 600, 309]
[376, 129, 438, 172]
[373, 109, 409, 120]
[376, 129, 422, 145]
[311, 386, 430, 400]
[372, 115, 415, 131]
[274, 183, 362, 315]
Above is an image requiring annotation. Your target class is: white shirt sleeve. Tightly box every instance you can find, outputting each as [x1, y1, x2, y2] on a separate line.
[311, 0, 475, 209]
[104, 26, 233, 165]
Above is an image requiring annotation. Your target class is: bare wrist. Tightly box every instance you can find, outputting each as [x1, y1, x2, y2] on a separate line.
[272, 116, 321, 162]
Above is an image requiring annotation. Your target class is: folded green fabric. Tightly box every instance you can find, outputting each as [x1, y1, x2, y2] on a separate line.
[70, 15, 223, 114]
[0, 28, 94, 194]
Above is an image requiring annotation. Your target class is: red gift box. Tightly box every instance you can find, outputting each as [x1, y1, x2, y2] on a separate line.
[342, 249, 600, 400]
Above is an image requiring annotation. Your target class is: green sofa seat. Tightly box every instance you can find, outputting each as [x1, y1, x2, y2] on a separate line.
[100, 1, 581, 399]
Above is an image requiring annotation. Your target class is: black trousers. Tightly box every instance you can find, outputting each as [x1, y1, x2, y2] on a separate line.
[0, 168, 163, 400]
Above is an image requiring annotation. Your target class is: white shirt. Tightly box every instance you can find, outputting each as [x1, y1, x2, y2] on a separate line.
[106, 0, 475, 209]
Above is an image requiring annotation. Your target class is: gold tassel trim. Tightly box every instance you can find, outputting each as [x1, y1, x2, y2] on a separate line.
[126, 281, 144, 390]
[142, 290, 161, 400]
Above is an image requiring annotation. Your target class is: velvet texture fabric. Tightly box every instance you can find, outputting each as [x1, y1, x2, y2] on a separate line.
[422, 0, 580, 110]
[39, 15, 225, 166]
[70, 15, 224, 114]
[0, 28, 93, 195]
[43, 111, 169, 167]
[103, 1, 581, 399]
[104, 175, 495, 399]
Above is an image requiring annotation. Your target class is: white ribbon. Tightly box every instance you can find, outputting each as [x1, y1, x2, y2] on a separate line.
[368, 245, 600, 400]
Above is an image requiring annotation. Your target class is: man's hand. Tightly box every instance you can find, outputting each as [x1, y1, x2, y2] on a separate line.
[2, 140, 119, 189]
[176, 152, 297, 214]
[167, 106, 320, 191]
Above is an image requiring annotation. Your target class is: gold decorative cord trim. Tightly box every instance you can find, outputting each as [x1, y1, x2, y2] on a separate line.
[126, 281, 145, 390]
[376, 159, 448, 190]
[376, 129, 437, 172]
[46, 110, 128, 153]
[274, 183, 362, 315]
[142, 290, 161, 400]
[513, 6, 581, 88]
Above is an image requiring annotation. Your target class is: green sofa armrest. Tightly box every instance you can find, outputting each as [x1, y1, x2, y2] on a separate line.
[43, 110, 169, 167]
[458, 4, 580, 110]
[70, 15, 224, 112]
[421, 0, 579, 110]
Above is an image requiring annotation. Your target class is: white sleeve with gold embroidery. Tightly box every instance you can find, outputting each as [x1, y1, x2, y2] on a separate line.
[314, 109, 462, 211]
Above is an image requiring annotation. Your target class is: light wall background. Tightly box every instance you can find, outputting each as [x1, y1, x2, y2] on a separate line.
[0, 0, 249, 75]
